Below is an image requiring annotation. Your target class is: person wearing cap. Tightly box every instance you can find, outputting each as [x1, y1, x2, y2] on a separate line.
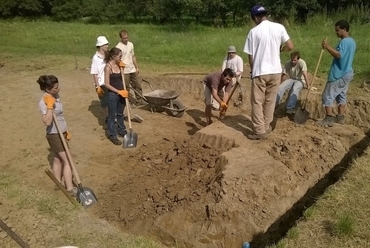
[203, 68, 235, 125]
[276, 51, 310, 115]
[90, 36, 109, 123]
[212, 45, 244, 110]
[243, 5, 293, 140]
[116, 29, 144, 106]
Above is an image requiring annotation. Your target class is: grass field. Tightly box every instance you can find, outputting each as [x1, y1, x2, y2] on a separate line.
[1, 16, 370, 83]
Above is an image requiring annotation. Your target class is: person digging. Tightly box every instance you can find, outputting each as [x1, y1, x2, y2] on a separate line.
[203, 68, 235, 125]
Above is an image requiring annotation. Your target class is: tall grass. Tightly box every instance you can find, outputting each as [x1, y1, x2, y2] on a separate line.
[1, 7, 370, 81]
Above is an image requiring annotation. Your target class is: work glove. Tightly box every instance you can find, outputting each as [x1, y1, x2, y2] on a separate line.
[117, 90, 129, 98]
[43, 94, 55, 109]
[96, 86, 105, 97]
[66, 131, 71, 141]
[220, 102, 228, 110]
[119, 61, 126, 68]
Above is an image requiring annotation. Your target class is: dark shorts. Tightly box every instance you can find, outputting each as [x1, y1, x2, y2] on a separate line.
[46, 133, 69, 153]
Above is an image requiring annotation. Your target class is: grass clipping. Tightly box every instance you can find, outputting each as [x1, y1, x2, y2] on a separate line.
[0, 173, 163, 248]
[271, 148, 370, 248]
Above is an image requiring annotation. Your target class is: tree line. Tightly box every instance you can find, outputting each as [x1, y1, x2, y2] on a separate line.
[0, 0, 368, 25]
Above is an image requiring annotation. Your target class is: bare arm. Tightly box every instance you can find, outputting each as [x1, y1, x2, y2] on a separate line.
[132, 55, 139, 73]
[280, 39, 294, 52]
[42, 109, 53, 126]
[212, 88, 224, 104]
[92, 74, 99, 87]
[322, 40, 340, 59]
[248, 54, 253, 76]
[302, 70, 310, 88]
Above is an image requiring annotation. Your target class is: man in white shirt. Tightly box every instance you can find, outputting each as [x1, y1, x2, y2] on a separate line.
[244, 5, 293, 140]
[213, 46, 243, 110]
[90, 36, 109, 122]
[276, 51, 310, 114]
[116, 30, 144, 106]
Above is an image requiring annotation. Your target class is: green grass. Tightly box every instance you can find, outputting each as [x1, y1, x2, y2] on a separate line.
[1, 14, 370, 83]
[334, 213, 355, 236]
[275, 148, 370, 248]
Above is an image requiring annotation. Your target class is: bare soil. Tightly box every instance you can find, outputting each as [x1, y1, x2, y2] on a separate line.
[1, 62, 370, 248]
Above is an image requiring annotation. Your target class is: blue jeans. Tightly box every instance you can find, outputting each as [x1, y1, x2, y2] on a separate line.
[322, 71, 353, 106]
[107, 91, 126, 138]
[276, 79, 304, 110]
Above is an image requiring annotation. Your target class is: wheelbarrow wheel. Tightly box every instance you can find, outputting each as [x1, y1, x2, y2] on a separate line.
[166, 99, 185, 117]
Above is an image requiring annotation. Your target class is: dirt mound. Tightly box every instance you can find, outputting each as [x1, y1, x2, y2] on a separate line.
[92, 135, 236, 237]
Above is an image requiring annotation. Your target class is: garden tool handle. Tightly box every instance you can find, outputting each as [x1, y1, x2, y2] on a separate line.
[52, 112, 82, 184]
[302, 46, 325, 109]
[120, 67, 133, 130]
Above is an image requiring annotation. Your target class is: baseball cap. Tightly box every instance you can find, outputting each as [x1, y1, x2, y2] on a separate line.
[95, 36, 109, 47]
[251, 5, 268, 15]
[228, 46, 237, 53]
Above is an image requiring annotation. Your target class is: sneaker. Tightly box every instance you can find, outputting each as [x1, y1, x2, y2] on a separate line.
[335, 115, 345, 124]
[66, 187, 78, 197]
[207, 120, 213, 126]
[110, 137, 122, 146]
[118, 131, 127, 137]
[247, 133, 267, 140]
[286, 109, 295, 115]
[316, 115, 335, 127]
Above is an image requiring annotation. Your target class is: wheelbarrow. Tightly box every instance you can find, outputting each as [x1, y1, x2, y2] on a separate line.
[131, 79, 187, 117]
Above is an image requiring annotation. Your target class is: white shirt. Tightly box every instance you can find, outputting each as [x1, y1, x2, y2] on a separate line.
[221, 55, 244, 80]
[244, 20, 290, 78]
[116, 41, 136, 74]
[90, 52, 106, 86]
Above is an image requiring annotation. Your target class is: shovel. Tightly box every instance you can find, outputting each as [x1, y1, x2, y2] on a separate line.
[120, 66, 138, 148]
[219, 80, 241, 119]
[52, 113, 98, 207]
[294, 47, 325, 124]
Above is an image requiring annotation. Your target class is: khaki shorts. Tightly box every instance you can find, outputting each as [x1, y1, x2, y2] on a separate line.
[46, 133, 69, 153]
[204, 83, 224, 105]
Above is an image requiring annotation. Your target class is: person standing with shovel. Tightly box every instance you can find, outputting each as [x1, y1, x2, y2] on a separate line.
[37, 75, 77, 196]
[317, 20, 356, 127]
[104, 47, 130, 145]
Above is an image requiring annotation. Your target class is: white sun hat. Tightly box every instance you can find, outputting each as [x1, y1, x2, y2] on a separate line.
[95, 36, 109, 46]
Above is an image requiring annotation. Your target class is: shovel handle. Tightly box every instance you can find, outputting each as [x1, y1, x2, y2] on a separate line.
[302, 47, 325, 109]
[45, 169, 79, 206]
[52, 113, 82, 184]
[120, 68, 133, 130]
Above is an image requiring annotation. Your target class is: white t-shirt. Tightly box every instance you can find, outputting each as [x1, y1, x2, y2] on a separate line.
[221, 55, 244, 80]
[90, 52, 106, 86]
[244, 20, 290, 78]
[116, 41, 136, 74]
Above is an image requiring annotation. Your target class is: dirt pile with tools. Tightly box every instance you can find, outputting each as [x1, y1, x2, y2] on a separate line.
[1, 65, 370, 247]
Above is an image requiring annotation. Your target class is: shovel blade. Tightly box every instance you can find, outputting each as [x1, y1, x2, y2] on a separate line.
[77, 187, 98, 208]
[294, 108, 310, 124]
[123, 131, 138, 148]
